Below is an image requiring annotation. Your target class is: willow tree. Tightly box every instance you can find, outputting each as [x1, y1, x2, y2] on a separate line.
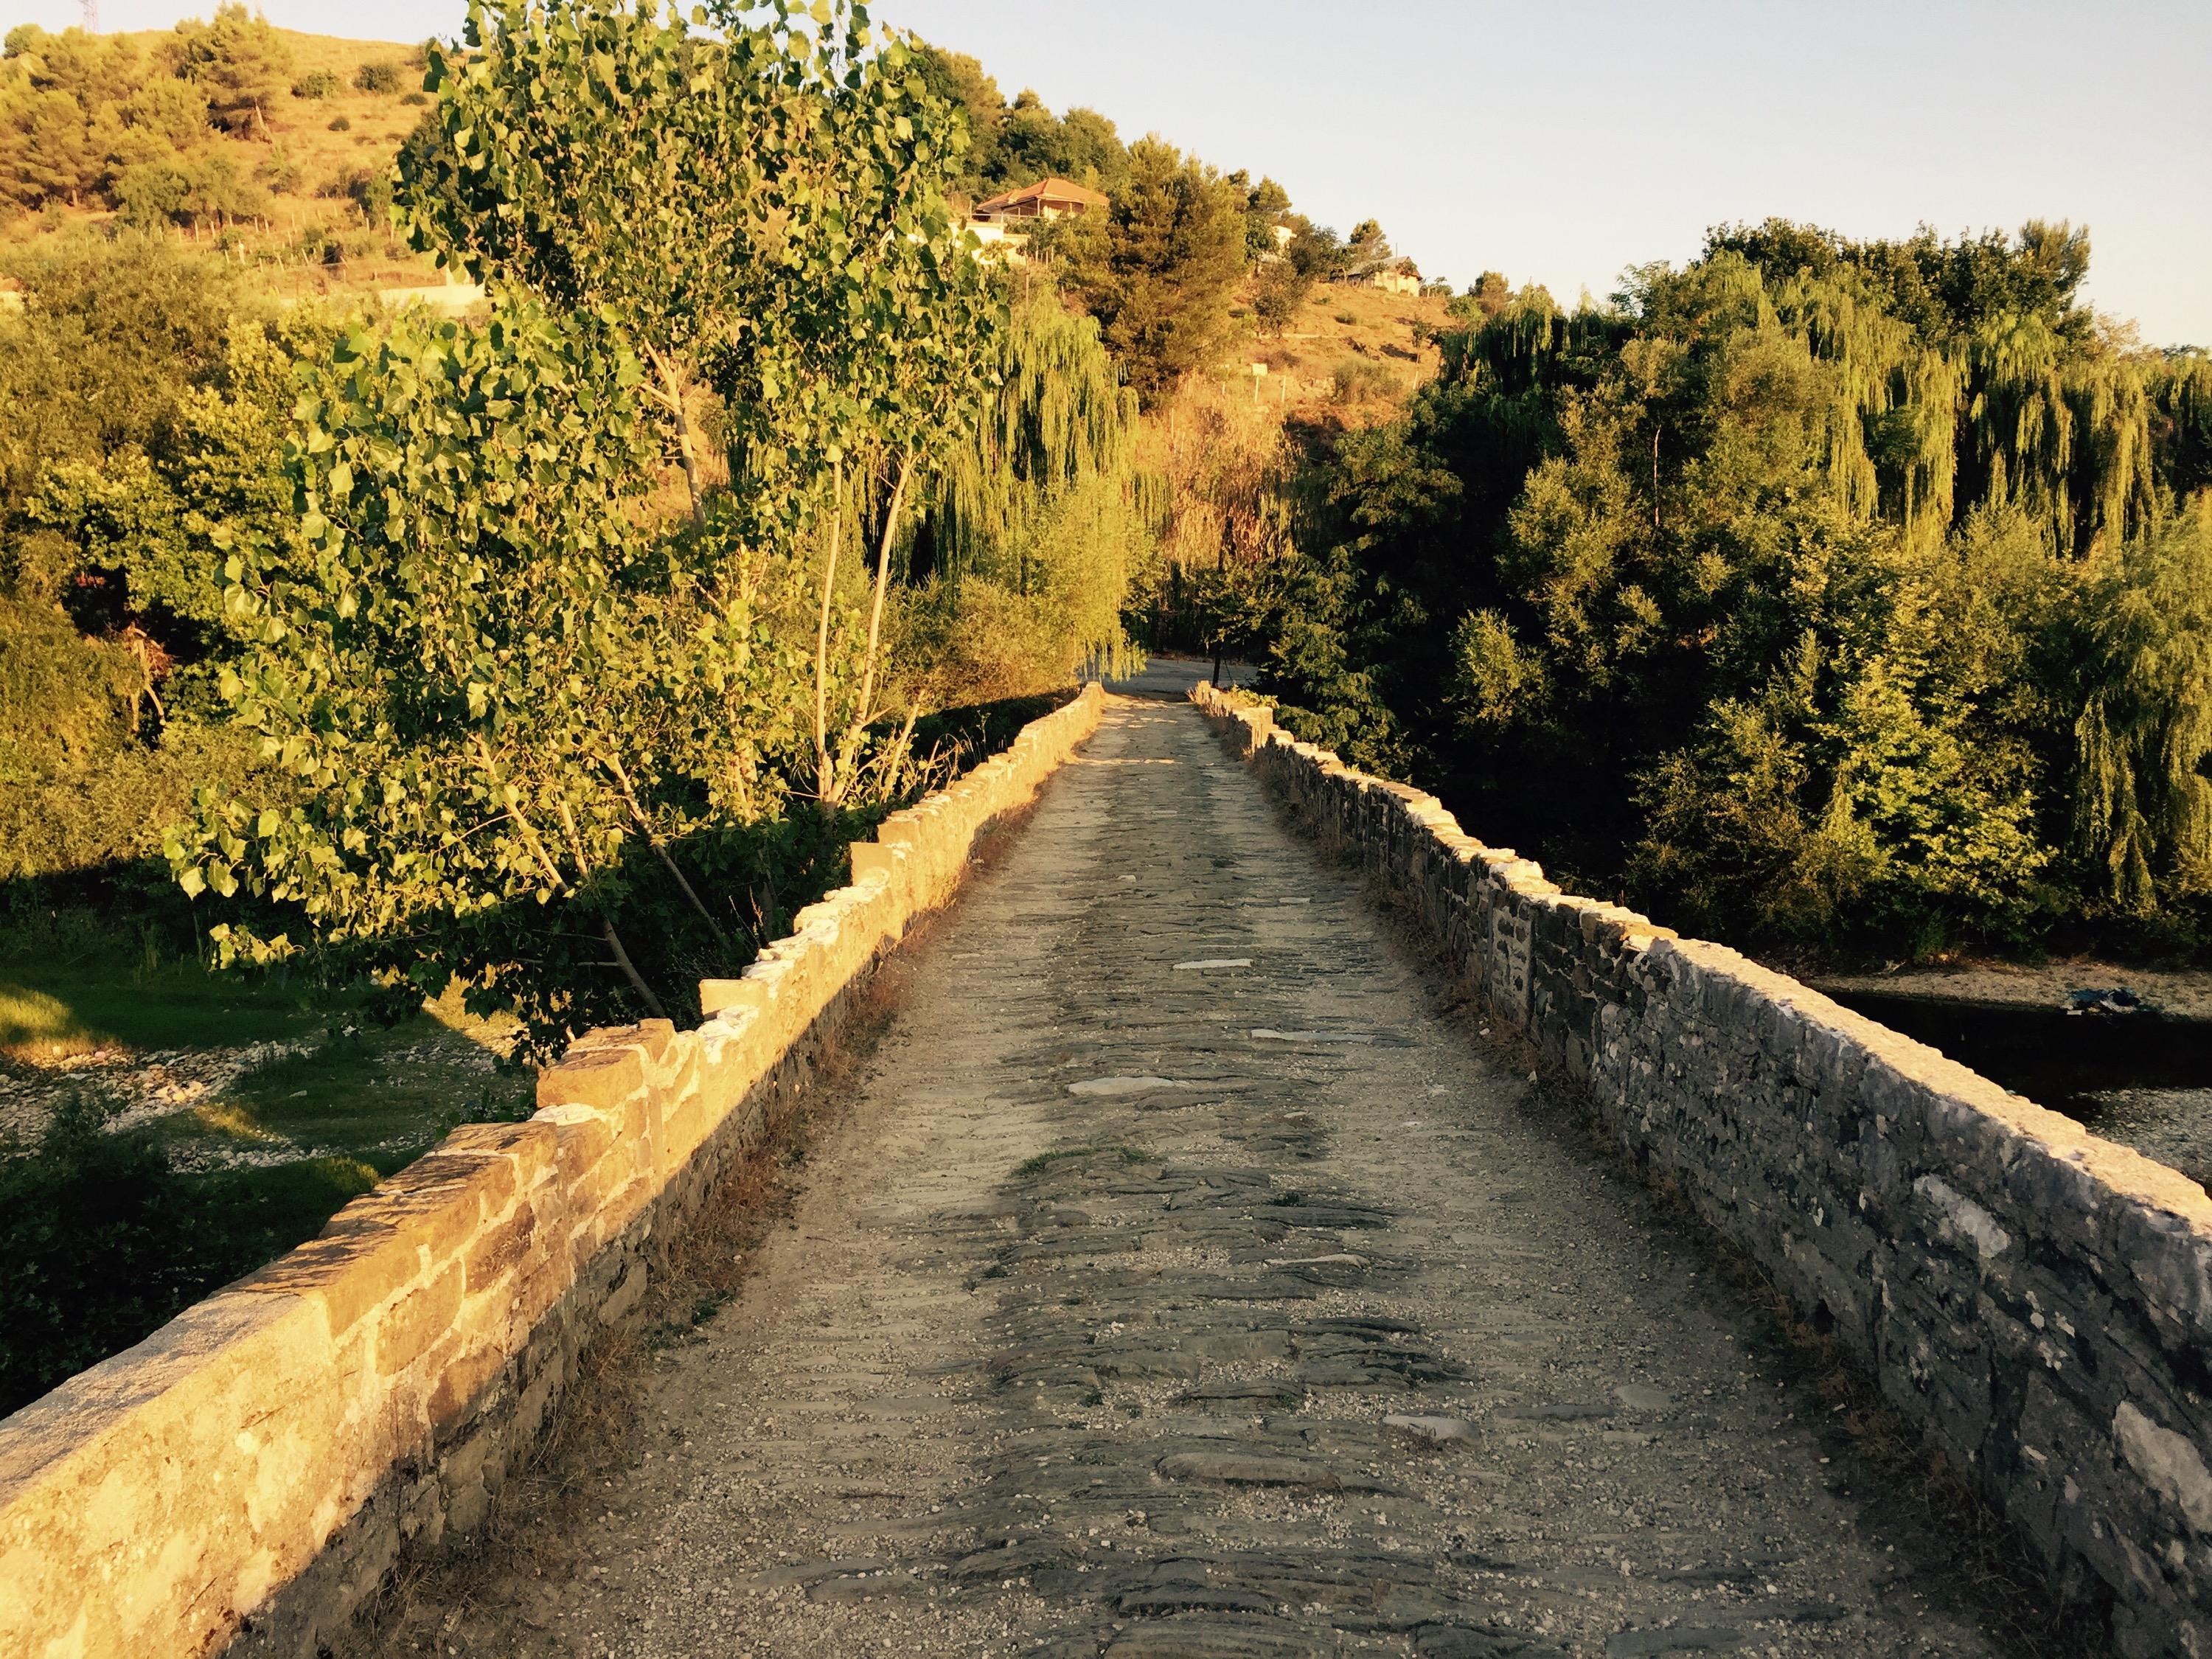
[2076, 496, 2212, 907]
[1259, 220, 2212, 954]
[899, 282, 1149, 701]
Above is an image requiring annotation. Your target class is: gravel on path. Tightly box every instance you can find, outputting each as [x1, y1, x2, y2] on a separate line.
[374, 699, 2021, 1659]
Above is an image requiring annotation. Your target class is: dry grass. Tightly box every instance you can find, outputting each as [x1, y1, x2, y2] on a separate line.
[10, 27, 444, 304]
[1239, 278, 1452, 426]
[102, 25, 427, 212]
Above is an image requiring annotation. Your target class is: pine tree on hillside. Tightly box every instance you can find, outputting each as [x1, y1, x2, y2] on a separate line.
[1057, 137, 1247, 404]
[162, 3, 290, 137]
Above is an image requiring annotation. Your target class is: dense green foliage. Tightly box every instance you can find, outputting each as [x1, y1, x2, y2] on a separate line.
[909, 43, 1128, 201]
[900, 282, 1149, 698]
[149, 0, 1029, 1054]
[1052, 138, 1249, 406]
[0, 1091, 380, 1417]
[164, 300, 755, 1037]
[1, 7, 296, 223]
[0, 232, 313, 893]
[1257, 220, 2212, 960]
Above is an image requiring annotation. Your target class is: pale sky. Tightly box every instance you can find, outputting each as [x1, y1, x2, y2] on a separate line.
[10, 0, 2208, 345]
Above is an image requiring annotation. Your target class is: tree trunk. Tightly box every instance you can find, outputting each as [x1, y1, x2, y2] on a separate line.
[646, 347, 707, 532]
[651, 840, 730, 955]
[849, 453, 914, 769]
[813, 459, 845, 804]
[602, 917, 668, 1021]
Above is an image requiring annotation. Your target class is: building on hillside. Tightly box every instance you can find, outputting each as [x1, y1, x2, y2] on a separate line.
[973, 176, 1109, 226]
[1341, 257, 1421, 296]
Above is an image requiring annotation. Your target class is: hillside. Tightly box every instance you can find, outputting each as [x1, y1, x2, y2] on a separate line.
[1, 21, 441, 302]
[1249, 279, 1450, 419]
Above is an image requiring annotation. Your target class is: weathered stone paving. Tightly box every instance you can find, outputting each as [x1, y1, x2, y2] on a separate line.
[395, 698, 2015, 1658]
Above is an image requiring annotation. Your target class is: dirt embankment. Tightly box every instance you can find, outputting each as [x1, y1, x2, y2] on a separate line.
[1809, 959, 2212, 1023]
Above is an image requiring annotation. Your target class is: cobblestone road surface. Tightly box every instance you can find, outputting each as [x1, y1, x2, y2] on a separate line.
[394, 698, 2015, 1658]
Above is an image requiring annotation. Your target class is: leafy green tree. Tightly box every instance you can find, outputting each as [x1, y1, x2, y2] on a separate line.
[1345, 217, 1389, 271]
[2154, 351, 2212, 503]
[405, 0, 995, 598]
[400, 0, 806, 527]
[911, 49, 1128, 201]
[165, 300, 788, 1046]
[2076, 496, 2212, 908]
[1251, 260, 1305, 335]
[0, 229, 239, 556]
[999, 95, 1126, 192]
[1461, 271, 1510, 320]
[908, 41, 1002, 198]
[1255, 220, 2212, 956]
[1284, 217, 1349, 284]
[29, 311, 330, 667]
[1238, 172, 1290, 262]
[1056, 136, 1246, 404]
[1, 27, 142, 209]
[404, 0, 998, 807]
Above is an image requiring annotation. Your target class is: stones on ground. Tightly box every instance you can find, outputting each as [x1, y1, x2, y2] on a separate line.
[1155, 1452, 1334, 1487]
[1178, 1379, 1307, 1405]
[1604, 1627, 1753, 1657]
[1100, 1619, 1333, 1658]
[1385, 1413, 1477, 1443]
[1414, 1625, 1571, 1657]
[1495, 1401, 1616, 1421]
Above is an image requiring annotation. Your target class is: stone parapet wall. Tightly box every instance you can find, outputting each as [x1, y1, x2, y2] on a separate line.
[0, 683, 1104, 1659]
[1192, 682, 2212, 1659]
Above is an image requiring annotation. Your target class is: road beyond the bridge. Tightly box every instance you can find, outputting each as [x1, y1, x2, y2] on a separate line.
[378, 698, 2017, 1658]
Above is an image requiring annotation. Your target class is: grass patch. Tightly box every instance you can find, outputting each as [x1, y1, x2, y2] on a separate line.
[0, 911, 330, 1061]
[130, 1015, 526, 1172]
[1012, 1144, 1158, 1179]
[0, 955, 325, 1060]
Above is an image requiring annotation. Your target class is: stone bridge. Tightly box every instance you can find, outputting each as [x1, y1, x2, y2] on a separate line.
[7, 681, 2212, 1658]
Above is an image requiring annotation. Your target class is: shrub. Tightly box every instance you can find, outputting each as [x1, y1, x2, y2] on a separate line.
[352, 60, 403, 94]
[113, 163, 192, 231]
[400, 89, 428, 105]
[258, 146, 302, 194]
[291, 69, 340, 99]
[1331, 358, 1398, 403]
[1252, 258, 1310, 335]
[327, 114, 350, 131]
[0, 1094, 379, 1416]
